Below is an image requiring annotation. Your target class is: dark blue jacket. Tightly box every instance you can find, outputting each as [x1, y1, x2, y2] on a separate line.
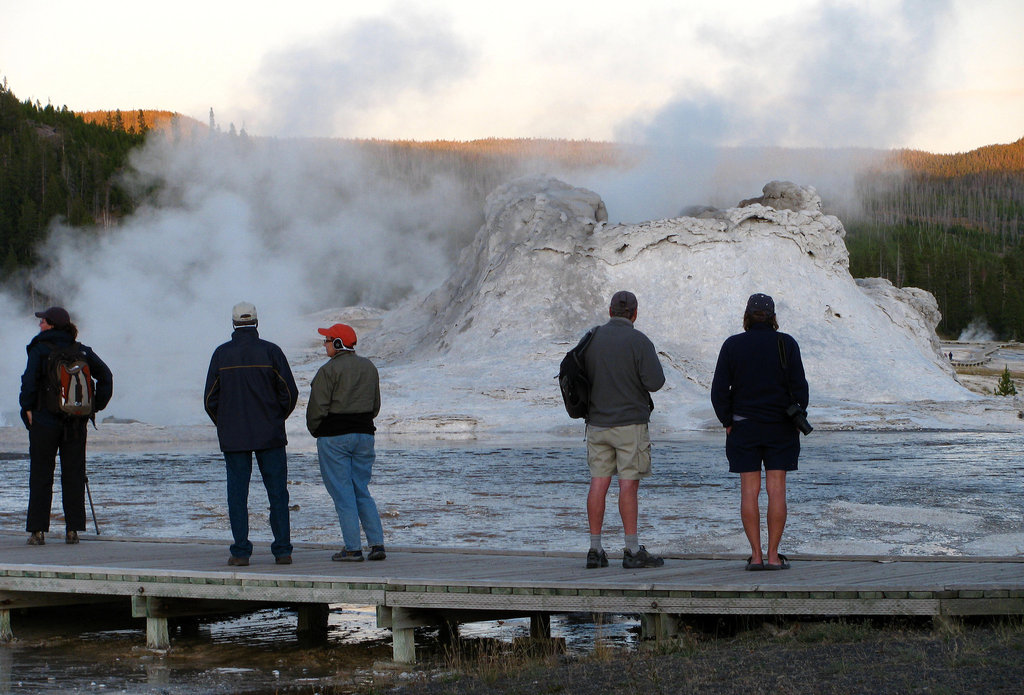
[204, 327, 298, 452]
[20, 328, 113, 429]
[710, 323, 808, 426]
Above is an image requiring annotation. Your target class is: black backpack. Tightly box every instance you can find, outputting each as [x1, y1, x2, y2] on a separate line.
[558, 327, 598, 419]
[42, 342, 95, 418]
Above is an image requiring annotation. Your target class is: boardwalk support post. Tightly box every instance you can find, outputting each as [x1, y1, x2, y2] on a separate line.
[378, 605, 432, 664]
[296, 603, 330, 640]
[131, 596, 170, 649]
[0, 609, 11, 642]
[641, 612, 679, 641]
[530, 612, 550, 639]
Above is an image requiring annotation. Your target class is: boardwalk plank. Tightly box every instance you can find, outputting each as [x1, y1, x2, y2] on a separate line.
[1, 533, 1021, 624]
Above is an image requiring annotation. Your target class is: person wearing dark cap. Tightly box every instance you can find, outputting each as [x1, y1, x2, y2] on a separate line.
[19, 306, 112, 545]
[582, 290, 666, 569]
[204, 302, 299, 566]
[306, 323, 386, 562]
[711, 293, 809, 571]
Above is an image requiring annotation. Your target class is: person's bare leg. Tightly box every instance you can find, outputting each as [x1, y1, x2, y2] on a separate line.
[765, 470, 788, 566]
[740, 471, 763, 563]
[587, 477, 612, 534]
[618, 478, 639, 535]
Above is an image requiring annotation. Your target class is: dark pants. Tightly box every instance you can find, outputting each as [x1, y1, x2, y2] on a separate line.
[726, 419, 800, 473]
[224, 447, 292, 559]
[27, 419, 87, 532]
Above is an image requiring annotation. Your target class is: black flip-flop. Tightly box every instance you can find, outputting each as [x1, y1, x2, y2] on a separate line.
[763, 553, 791, 570]
[745, 556, 765, 571]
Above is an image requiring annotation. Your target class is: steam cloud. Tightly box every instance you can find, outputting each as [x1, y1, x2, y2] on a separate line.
[0, 133, 488, 426]
[248, 12, 475, 138]
[581, 0, 953, 222]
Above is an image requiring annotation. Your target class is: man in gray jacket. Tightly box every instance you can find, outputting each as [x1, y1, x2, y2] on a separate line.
[306, 323, 385, 562]
[583, 291, 666, 569]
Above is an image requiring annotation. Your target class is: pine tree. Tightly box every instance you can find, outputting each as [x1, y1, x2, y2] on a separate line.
[995, 365, 1017, 396]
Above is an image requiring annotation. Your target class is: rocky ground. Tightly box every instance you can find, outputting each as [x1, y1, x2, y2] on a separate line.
[367, 616, 1024, 695]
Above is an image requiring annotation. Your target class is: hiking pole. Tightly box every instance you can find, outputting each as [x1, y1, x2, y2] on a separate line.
[84, 475, 100, 535]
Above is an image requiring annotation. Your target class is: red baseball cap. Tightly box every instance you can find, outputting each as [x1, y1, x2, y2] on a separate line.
[317, 323, 357, 349]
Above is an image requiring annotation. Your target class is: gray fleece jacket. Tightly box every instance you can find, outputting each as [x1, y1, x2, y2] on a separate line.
[583, 317, 665, 427]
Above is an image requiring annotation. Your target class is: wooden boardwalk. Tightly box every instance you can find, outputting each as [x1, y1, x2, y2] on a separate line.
[0, 532, 1021, 662]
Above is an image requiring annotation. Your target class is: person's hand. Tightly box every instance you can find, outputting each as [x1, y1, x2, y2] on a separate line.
[725, 425, 732, 435]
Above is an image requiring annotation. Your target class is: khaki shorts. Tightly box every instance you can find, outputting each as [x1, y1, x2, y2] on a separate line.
[587, 423, 652, 480]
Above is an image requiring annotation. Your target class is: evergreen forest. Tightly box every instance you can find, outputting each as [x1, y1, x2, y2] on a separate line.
[0, 81, 144, 274]
[847, 143, 1024, 339]
[2, 79, 1023, 340]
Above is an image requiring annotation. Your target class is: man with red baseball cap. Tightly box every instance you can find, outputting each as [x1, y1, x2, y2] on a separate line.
[306, 323, 386, 562]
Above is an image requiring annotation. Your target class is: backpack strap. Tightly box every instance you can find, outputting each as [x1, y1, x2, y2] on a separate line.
[778, 336, 796, 402]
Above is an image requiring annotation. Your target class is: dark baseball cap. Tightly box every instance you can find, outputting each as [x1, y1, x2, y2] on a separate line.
[35, 306, 70, 328]
[745, 293, 775, 314]
[610, 290, 638, 313]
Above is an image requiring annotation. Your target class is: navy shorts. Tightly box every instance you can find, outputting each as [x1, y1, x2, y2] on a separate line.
[726, 419, 800, 473]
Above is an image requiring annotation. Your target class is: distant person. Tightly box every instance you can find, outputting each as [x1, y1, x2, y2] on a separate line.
[582, 291, 666, 569]
[710, 293, 808, 571]
[306, 323, 386, 562]
[19, 306, 112, 545]
[204, 302, 298, 567]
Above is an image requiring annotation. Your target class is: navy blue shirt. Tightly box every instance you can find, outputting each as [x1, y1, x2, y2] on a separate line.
[710, 323, 808, 426]
[204, 328, 299, 452]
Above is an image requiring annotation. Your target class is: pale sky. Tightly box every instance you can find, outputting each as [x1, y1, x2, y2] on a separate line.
[1, 0, 1021, 153]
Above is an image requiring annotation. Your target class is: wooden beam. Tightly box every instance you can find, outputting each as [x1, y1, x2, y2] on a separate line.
[130, 596, 286, 619]
[641, 613, 679, 640]
[530, 612, 551, 639]
[391, 607, 419, 664]
[296, 603, 330, 639]
[0, 590, 119, 610]
[146, 615, 170, 649]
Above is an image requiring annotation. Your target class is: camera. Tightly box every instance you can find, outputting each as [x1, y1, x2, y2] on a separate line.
[786, 403, 813, 435]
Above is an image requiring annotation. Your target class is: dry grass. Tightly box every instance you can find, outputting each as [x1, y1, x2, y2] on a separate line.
[954, 365, 1023, 378]
[375, 616, 1024, 695]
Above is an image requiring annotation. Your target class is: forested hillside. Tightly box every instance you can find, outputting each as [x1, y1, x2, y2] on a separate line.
[0, 82, 143, 275]
[78, 109, 205, 138]
[846, 138, 1024, 339]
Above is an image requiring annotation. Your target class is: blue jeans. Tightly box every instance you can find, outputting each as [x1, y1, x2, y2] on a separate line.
[224, 447, 292, 559]
[317, 433, 384, 551]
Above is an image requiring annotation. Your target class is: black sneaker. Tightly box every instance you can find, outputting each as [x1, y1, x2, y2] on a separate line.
[27, 531, 45, 546]
[332, 549, 364, 562]
[585, 548, 608, 568]
[367, 545, 386, 561]
[622, 545, 664, 568]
